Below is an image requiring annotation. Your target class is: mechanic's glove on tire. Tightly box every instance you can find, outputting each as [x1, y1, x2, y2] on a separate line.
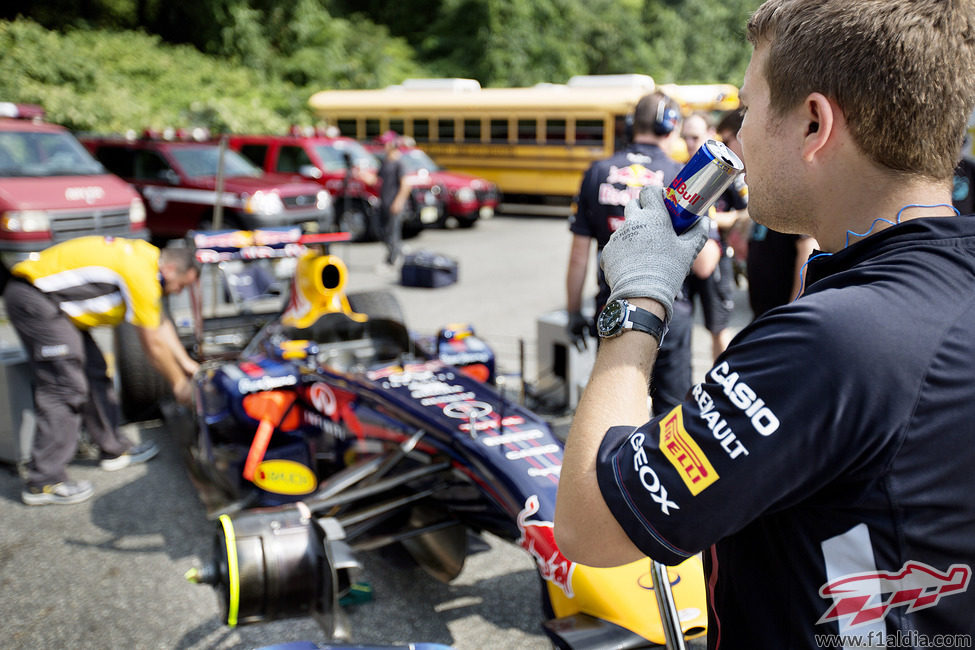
[600, 186, 710, 323]
[567, 311, 591, 351]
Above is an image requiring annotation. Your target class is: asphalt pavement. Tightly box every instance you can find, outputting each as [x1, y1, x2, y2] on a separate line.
[0, 214, 751, 649]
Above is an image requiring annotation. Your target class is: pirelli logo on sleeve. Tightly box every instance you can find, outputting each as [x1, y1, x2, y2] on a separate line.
[658, 406, 719, 496]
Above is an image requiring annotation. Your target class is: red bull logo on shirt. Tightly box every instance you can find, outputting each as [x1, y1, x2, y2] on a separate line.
[817, 560, 971, 627]
[599, 164, 665, 207]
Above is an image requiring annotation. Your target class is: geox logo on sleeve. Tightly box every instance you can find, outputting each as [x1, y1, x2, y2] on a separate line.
[629, 430, 679, 515]
[709, 361, 780, 436]
[658, 406, 718, 496]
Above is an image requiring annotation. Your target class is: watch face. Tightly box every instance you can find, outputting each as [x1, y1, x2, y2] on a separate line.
[597, 300, 625, 336]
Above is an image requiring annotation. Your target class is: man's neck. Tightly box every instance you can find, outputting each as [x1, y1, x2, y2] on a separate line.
[814, 165, 954, 251]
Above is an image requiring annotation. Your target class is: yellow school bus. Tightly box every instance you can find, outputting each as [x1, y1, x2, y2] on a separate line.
[308, 76, 739, 214]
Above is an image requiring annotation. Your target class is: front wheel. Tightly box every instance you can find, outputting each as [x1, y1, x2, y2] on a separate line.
[337, 207, 372, 242]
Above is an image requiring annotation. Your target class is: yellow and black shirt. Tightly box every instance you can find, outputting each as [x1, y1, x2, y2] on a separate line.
[11, 236, 163, 330]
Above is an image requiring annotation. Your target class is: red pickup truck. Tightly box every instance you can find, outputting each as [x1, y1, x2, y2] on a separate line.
[385, 146, 500, 228]
[226, 132, 443, 241]
[81, 135, 334, 243]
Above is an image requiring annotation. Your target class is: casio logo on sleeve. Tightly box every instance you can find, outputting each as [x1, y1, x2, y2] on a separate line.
[709, 361, 780, 437]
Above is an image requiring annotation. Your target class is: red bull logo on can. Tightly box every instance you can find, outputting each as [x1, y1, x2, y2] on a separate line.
[517, 494, 577, 598]
[817, 560, 971, 627]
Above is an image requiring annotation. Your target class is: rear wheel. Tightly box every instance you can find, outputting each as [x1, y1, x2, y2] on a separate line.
[114, 322, 170, 422]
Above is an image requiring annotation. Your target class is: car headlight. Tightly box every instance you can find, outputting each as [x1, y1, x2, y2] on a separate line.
[129, 198, 146, 225]
[316, 190, 332, 211]
[1, 210, 50, 233]
[243, 191, 284, 216]
[455, 187, 475, 203]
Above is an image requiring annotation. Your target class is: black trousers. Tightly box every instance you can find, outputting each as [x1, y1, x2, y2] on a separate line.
[3, 279, 132, 487]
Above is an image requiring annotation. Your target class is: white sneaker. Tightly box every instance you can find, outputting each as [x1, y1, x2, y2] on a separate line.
[100, 441, 159, 471]
[22, 479, 94, 506]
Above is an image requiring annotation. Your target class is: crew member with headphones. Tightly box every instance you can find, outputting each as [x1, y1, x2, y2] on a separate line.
[566, 91, 721, 415]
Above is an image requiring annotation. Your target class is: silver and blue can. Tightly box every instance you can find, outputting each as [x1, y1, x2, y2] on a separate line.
[664, 139, 744, 234]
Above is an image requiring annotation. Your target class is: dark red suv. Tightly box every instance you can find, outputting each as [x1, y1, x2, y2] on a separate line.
[82, 135, 334, 242]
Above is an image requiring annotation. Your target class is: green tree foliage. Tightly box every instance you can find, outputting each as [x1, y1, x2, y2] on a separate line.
[0, 18, 298, 133]
[0, 0, 762, 134]
[328, 0, 760, 86]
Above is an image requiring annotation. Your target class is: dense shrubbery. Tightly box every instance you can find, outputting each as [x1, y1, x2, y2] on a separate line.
[0, 0, 760, 134]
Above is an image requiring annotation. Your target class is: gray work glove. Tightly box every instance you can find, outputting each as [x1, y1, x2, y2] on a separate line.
[600, 186, 711, 322]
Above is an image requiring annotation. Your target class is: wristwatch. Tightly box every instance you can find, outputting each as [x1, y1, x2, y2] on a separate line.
[596, 299, 667, 343]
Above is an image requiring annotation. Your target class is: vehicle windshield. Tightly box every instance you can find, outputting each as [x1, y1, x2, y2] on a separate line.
[315, 141, 380, 175]
[0, 130, 106, 177]
[399, 149, 442, 174]
[169, 146, 263, 178]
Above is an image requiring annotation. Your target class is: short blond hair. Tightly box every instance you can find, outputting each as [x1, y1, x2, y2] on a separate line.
[747, 0, 975, 181]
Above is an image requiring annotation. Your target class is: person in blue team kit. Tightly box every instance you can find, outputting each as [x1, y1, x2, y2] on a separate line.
[556, 0, 975, 647]
[566, 91, 720, 415]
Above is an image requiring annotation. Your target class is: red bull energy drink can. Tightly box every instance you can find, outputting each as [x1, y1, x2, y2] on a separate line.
[664, 139, 744, 234]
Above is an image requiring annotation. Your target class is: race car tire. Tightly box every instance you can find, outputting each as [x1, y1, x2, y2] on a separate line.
[114, 321, 170, 422]
[347, 289, 406, 326]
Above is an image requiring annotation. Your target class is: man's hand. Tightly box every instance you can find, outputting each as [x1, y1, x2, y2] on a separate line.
[600, 186, 711, 322]
[173, 377, 194, 405]
[567, 311, 591, 351]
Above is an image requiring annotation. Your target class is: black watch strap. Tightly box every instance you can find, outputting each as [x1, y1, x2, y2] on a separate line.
[624, 303, 667, 343]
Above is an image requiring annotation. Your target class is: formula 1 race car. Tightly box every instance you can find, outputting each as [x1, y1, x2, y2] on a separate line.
[147, 229, 708, 649]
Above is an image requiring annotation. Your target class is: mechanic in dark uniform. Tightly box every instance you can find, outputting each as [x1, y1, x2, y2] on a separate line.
[377, 131, 413, 267]
[683, 110, 749, 361]
[556, 1, 975, 647]
[566, 91, 719, 415]
[4, 237, 200, 505]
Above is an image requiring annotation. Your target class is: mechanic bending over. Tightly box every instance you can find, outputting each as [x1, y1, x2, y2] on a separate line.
[555, 0, 975, 646]
[4, 237, 200, 506]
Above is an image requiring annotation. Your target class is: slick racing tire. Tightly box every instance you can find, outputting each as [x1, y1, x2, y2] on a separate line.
[114, 321, 170, 422]
[347, 289, 406, 326]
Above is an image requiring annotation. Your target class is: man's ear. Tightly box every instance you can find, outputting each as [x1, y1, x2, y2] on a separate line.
[801, 93, 835, 162]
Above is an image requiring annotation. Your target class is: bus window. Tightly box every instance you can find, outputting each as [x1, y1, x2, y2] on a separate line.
[546, 119, 567, 145]
[337, 119, 358, 138]
[614, 114, 629, 151]
[575, 119, 604, 146]
[518, 119, 537, 143]
[389, 119, 405, 136]
[414, 118, 430, 143]
[438, 118, 455, 142]
[463, 119, 481, 142]
[365, 119, 381, 139]
[490, 119, 509, 143]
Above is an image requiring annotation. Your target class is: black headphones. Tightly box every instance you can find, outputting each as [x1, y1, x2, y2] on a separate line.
[653, 98, 680, 136]
[625, 97, 680, 142]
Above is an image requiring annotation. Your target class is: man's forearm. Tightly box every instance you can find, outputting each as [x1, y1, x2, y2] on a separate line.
[555, 297, 665, 567]
[160, 317, 198, 376]
[138, 325, 191, 391]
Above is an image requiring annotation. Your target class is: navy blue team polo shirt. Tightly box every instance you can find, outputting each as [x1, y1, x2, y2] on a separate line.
[596, 215, 975, 648]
